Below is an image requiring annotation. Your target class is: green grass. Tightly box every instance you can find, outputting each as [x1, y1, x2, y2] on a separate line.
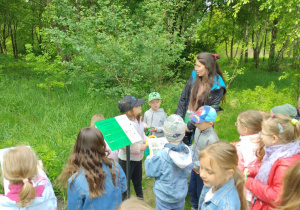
[0, 54, 295, 209]
[214, 58, 294, 143]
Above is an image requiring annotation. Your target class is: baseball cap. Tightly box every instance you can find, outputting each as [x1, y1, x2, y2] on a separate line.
[189, 106, 217, 123]
[148, 92, 162, 102]
[271, 104, 297, 119]
[163, 114, 186, 142]
[118, 95, 145, 113]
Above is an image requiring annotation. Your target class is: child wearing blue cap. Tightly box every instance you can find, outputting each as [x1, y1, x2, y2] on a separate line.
[188, 105, 219, 210]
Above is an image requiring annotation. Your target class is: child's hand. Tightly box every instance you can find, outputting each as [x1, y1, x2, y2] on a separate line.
[144, 126, 149, 131]
[148, 127, 157, 132]
[37, 160, 43, 170]
[243, 168, 249, 179]
[140, 144, 148, 151]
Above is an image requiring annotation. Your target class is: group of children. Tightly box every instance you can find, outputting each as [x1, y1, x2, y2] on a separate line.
[1, 91, 300, 210]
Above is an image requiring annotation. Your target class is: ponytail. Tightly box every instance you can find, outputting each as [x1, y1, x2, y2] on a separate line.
[17, 180, 36, 207]
[233, 169, 247, 210]
[2, 146, 39, 207]
[256, 140, 265, 161]
[293, 119, 300, 140]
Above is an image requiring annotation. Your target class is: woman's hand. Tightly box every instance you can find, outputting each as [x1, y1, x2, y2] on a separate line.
[185, 125, 191, 132]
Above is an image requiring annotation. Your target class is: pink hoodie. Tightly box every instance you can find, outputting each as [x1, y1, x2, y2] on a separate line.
[236, 133, 262, 201]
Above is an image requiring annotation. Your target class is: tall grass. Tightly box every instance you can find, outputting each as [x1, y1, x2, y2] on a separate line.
[0, 55, 294, 209]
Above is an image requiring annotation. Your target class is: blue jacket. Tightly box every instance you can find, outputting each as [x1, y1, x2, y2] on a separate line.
[175, 71, 226, 131]
[198, 178, 240, 210]
[67, 161, 126, 210]
[145, 144, 194, 204]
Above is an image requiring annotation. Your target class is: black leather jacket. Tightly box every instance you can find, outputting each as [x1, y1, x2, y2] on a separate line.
[175, 71, 226, 131]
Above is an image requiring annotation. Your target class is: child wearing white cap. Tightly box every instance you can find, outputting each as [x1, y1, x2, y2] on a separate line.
[145, 114, 194, 210]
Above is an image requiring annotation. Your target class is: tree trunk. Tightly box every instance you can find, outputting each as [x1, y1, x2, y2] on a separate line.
[276, 23, 299, 64]
[234, 37, 241, 59]
[240, 43, 244, 63]
[286, 40, 295, 65]
[205, 2, 214, 46]
[263, 29, 267, 61]
[244, 23, 249, 63]
[0, 23, 3, 54]
[293, 38, 300, 98]
[10, 23, 18, 59]
[269, 19, 278, 60]
[252, 29, 255, 60]
[254, 22, 267, 68]
[230, 19, 235, 61]
[225, 38, 229, 59]
[276, 33, 292, 64]
[1, 23, 9, 54]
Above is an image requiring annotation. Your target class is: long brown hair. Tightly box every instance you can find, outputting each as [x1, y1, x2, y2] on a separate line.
[189, 52, 226, 111]
[275, 160, 300, 210]
[199, 141, 247, 210]
[58, 127, 118, 198]
[3, 146, 38, 207]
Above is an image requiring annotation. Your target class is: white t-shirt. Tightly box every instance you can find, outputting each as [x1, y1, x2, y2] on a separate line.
[204, 188, 215, 202]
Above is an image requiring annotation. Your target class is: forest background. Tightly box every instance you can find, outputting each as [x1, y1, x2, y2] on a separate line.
[0, 0, 299, 209]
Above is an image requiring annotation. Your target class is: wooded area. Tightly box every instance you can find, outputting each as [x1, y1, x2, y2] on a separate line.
[0, 0, 299, 95]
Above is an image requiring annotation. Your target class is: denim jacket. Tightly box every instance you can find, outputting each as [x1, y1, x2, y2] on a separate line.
[67, 161, 126, 210]
[145, 144, 194, 204]
[198, 178, 240, 210]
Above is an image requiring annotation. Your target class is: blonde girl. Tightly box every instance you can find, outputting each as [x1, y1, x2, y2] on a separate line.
[198, 141, 247, 210]
[117, 95, 148, 200]
[0, 146, 57, 209]
[246, 114, 300, 210]
[235, 110, 263, 204]
[235, 110, 263, 172]
[59, 127, 126, 210]
[276, 159, 300, 210]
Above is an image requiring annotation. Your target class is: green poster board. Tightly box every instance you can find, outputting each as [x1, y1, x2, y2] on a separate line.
[94, 115, 142, 151]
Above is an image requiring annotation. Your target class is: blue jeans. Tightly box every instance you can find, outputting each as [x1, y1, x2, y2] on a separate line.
[188, 170, 204, 209]
[156, 197, 185, 210]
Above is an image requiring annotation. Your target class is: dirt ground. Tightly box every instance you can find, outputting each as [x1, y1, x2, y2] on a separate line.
[57, 198, 67, 210]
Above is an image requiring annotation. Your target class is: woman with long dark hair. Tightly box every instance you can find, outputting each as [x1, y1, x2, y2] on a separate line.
[176, 52, 226, 140]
